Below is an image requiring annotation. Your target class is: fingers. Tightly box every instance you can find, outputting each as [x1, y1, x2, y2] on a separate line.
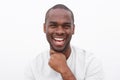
[50, 49, 62, 55]
[50, 49, 55, 56]
[49, 49, 66, 60]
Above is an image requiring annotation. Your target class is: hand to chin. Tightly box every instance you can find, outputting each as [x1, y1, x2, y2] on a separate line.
[48, 49, 68, 73]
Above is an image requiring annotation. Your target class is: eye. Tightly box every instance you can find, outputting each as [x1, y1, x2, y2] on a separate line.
[63, 24, 71, 29]
[49, 24, 57, 28]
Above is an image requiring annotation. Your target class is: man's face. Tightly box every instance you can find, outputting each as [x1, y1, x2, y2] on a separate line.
[44, 9, 75, 52]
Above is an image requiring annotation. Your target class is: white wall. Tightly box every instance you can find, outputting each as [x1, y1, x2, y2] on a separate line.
[0, 0, 120, 80]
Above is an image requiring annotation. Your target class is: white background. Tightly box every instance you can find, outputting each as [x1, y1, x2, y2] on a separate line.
[0, 0, 120, 80]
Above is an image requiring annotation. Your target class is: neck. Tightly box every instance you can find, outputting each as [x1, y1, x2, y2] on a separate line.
[64, 46, 71, 60]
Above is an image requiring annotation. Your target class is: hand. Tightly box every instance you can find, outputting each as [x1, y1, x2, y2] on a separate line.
[48, 49, 68, 73]
[49, 49, 76, 80]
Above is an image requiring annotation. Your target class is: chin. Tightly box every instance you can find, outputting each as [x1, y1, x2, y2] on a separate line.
[52, 46, 65, 53]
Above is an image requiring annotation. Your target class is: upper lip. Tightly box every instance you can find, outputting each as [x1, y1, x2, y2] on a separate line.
[54, 37, 64, 41]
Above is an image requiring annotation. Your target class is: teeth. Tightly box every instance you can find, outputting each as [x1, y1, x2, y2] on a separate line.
[54, 38, 64, 41]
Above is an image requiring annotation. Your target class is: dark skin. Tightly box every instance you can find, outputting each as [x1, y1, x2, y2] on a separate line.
[44, 8, 76, 80]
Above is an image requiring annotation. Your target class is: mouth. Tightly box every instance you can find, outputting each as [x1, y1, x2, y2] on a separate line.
[52, 37, 65, 47]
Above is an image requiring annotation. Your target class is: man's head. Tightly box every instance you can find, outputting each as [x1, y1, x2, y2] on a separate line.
[45, 4, 74, 23]
[44, 4, 75, 53]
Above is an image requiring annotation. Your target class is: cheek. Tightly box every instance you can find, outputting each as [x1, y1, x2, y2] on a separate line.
[67, 29, 74, 35]
[45, 28, 53, 34]
[46, 29, 54, 38]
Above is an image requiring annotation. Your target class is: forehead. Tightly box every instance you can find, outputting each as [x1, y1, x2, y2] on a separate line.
[46, 9, 73, 23]
[48, 8, 71, 15]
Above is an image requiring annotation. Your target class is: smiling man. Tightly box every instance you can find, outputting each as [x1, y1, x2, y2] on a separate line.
[25, 4, 104, 80]
[44, 6, 74, 58]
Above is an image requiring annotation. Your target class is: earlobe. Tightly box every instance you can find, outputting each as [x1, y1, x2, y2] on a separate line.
[72, 24, 75, 34]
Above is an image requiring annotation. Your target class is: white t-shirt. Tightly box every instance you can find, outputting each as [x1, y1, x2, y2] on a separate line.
[24, 46, 104, 80]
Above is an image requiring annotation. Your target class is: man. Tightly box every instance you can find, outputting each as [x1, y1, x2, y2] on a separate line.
[25, 4, 104, 80]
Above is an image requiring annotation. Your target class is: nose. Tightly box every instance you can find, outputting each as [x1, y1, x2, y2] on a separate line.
[55, 26, 65, 35]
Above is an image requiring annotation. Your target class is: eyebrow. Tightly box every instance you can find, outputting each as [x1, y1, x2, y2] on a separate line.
[49, 21, 57, 24]
[49, 21, 71, 25]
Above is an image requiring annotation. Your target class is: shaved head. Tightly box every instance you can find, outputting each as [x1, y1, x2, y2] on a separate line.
[45, 4, 74, 23]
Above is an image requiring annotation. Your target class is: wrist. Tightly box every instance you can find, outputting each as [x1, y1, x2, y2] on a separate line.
[60, 65, 69, 74]
[60, 66, 76, 80]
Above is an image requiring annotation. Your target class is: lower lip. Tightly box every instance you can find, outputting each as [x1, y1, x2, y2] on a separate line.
[53, 39, 65, 47]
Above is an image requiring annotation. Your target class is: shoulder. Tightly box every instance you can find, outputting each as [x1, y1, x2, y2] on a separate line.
[24, 49, 50, 80]
[32, 49, 49, 65]
[71, 45, 101, 66]
[72, 46, 104, 79]
[72, 45, 94, 58]
[25, 49, 50, 72]
[24, 49, 50, 77]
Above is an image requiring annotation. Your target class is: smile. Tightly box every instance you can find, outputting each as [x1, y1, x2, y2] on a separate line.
[54, 38, 64, 41]
[53, 37, 65, 46]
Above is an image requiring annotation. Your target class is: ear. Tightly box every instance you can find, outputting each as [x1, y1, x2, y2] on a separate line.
[43, 23, 46, 33]
[72, 24, 75, 34]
